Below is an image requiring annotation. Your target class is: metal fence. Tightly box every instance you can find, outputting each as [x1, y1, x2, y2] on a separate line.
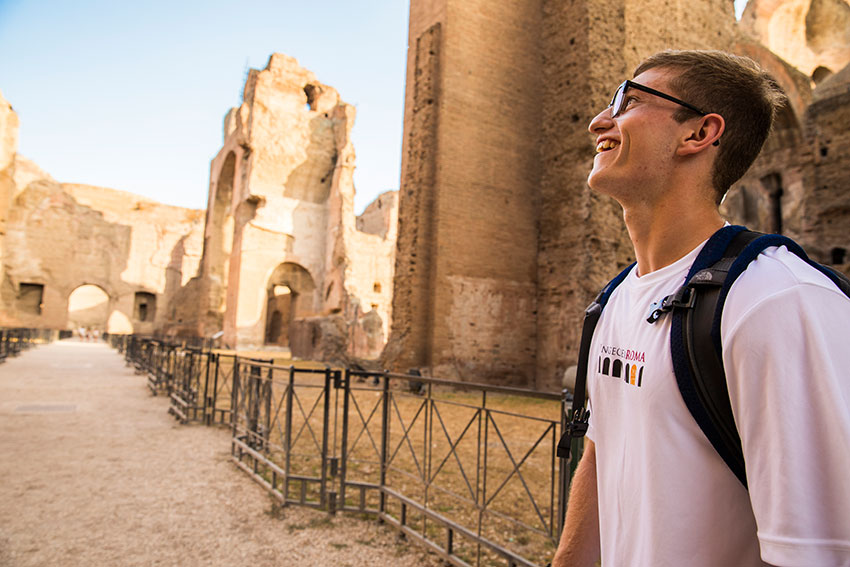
[118, 336, 583, 567]
[0, 328, 55, 361]
[112, 335, 263, 428]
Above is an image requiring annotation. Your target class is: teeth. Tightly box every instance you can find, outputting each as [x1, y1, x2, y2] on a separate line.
[596, 139, 620, 153]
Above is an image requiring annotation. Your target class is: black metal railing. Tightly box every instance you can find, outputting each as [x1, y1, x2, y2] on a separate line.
[118, 336, 583, 567]
[0, 328, 55, 361]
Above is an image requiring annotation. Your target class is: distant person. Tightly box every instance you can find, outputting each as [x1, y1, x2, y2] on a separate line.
[553, 50, 850, 566]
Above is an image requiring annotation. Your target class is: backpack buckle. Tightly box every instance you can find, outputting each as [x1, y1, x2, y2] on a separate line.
[646, 285, 695, 323]
[556, 408, 591, 458]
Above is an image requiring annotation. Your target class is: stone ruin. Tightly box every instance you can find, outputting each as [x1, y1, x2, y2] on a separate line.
[0, 55, 397, 363]
[0, 92, 205, 336]
[166, 53, 397, 362]
[1, 0, 848, 384]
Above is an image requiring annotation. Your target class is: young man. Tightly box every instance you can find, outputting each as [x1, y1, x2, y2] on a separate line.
[552, 51, 850, 567]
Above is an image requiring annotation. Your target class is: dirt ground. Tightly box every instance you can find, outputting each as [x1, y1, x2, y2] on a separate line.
[0, 340, 442, 567]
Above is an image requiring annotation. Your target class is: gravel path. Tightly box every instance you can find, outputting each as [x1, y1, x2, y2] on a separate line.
[0, 341, 442, 567]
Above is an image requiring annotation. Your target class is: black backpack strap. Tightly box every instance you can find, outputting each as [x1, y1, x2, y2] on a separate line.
[557, 262, 634, 459]
[673, 226, 850, 488]
[671, 227, 759, 488]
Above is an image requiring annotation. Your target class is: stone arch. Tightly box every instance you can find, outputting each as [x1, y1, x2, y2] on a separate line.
[67, 284, 110, 332]
[134, 291, 157, 322]
[263, 262, 317, 346]
[812, 65, 833, 84]
[209, 151, 237, 282]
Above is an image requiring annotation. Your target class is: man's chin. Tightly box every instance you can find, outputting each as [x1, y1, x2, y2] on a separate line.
[587, 169, 605, 191]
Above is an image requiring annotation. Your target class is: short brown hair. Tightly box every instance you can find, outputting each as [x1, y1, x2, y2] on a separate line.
[634, 50, 787, 202]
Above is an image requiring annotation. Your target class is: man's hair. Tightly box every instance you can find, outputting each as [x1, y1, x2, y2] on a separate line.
[634, 50, 787, 202]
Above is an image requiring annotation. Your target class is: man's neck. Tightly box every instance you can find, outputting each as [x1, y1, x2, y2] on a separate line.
[623, 192, 725, 277]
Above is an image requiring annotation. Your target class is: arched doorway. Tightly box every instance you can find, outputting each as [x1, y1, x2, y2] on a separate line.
[264, 263, 316, 346]
[209, 152, 236, 281]
[202, 151, 237, 329]
[68, 284, 110, 336]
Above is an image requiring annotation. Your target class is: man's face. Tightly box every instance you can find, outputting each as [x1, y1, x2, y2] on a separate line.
[587, 67, 692, 204]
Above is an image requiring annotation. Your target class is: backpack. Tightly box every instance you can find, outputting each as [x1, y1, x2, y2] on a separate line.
[557, 225, 850, 487]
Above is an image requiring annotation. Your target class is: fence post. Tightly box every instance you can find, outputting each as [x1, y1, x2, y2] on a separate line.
[202, 351, 213, 425]
[337, 368, 352, 514]
[211, 353, 221, 424]
[263, 365, 273, 451]
[284, 366, 295, 503]
[230, 358, 241, 460]
[379, 370, 390, 515]
[322, 368, 335, 513]
[246, 363, 261, 449]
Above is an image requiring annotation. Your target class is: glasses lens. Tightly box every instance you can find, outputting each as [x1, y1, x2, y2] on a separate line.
[610, 82, 626, 117]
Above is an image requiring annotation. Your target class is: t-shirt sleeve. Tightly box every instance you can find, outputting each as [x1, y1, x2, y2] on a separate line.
[723, 281, 850, 567]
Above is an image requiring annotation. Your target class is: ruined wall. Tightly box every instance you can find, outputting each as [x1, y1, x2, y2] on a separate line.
[197, 55, 340, 345]
[798, 65, 850, 270]
[1, 178, 126, 330]
[64, 184, 205, 333]
[0, 171, 203, 333]
[385, 0, 543, 385]
[0, 94, 204, 333]
[0, 91, 19, 291]
[194, 54, 397, 359]
[740, 0, 850, 81]
[348, 191, 398, 359]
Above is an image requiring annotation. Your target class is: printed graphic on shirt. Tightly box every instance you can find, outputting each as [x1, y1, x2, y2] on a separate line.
[598, 345, 645, 387]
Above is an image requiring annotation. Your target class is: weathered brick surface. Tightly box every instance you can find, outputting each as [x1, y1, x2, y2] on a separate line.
[386, 0, 543, 385]
[800, 65, 850, 270]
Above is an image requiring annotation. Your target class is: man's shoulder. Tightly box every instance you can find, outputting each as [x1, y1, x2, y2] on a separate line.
[722, 244, 850, 333]
[733, 245, 843, 295]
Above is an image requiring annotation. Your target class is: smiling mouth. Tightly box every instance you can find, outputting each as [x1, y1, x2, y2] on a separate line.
[596, 139, 620, 153]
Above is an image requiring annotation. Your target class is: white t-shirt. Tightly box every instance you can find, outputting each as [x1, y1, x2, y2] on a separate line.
[586, 241, 850, 567]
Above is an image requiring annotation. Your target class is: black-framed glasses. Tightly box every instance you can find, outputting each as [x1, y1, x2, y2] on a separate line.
[609, 80, 707, 118]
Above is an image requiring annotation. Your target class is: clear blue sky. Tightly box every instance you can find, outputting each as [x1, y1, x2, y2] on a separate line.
[0, 0, 410, 213]
[1, 1, 748, 214]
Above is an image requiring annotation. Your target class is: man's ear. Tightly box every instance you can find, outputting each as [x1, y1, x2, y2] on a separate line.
[677, 113, 725, 156]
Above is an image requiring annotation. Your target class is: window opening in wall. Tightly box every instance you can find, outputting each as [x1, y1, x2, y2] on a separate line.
[812, 66, 833, 85]
[760, 173, 783, 235]
[266, 286, 296, 346]
[831, 248, 847, 265]
[373, 282, 382, 293]
[304, 84, 319, 111]
[19, 283, 44, 315]
[264, 263, 316, 347]
[134, 292, 157, 322]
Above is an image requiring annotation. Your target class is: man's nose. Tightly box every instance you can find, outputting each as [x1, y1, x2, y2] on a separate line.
[588, 107, 614, 134]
